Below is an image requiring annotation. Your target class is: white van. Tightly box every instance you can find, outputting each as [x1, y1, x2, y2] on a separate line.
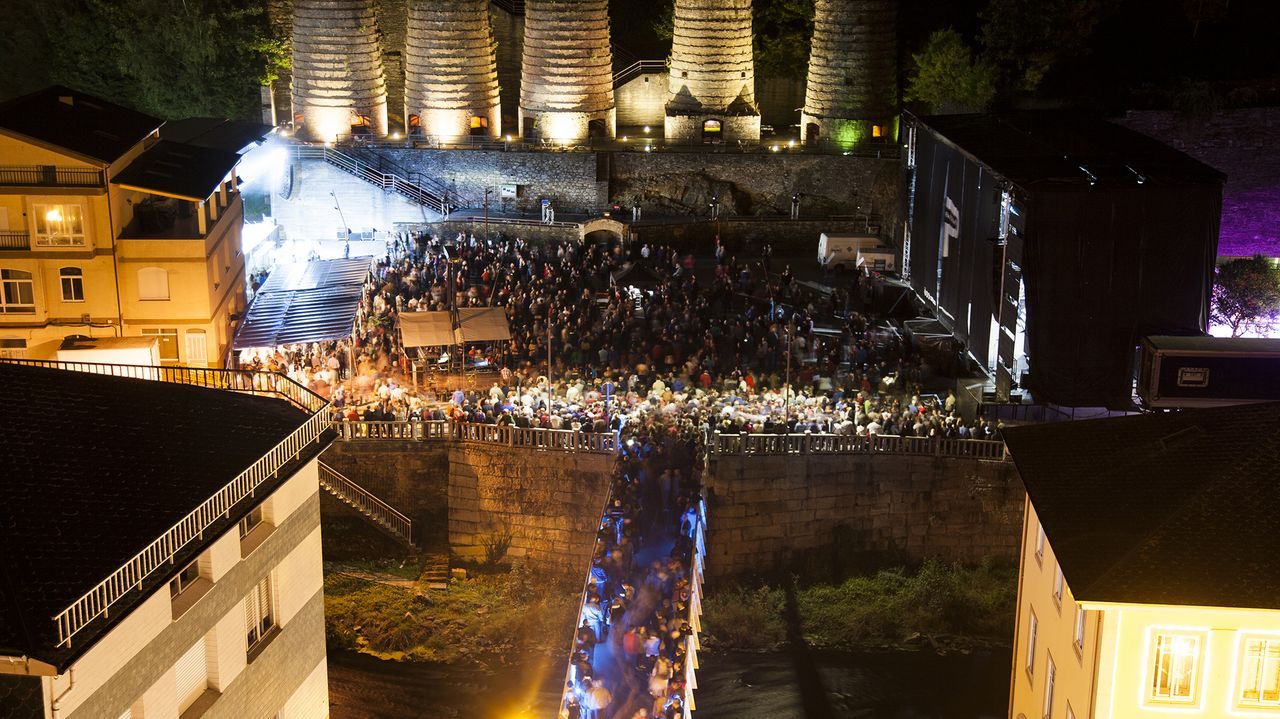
[817, 233, 892, 272]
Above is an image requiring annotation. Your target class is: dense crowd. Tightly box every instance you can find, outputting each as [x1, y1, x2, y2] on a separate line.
[562, 422, 704, 719]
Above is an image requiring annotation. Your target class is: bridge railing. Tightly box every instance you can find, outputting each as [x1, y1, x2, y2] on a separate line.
[332, 418, 619, 454]
[682, 495, 707, 718]
[709, 431, 1008, 460]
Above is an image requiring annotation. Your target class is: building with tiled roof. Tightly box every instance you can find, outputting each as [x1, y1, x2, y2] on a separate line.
[0, 361, 333, 719]
[1002, 402, 1280, 719]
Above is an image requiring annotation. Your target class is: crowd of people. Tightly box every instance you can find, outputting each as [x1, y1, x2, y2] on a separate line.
[562, 421, 705, 719]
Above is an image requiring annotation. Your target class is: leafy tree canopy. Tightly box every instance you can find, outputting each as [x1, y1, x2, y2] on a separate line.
[0, 0, 288, 121]
[652, 0, 815, 80]
[906, 29, 997, 114]
[1212, 255, 1280, 337]
[977, 0, 1108, 94]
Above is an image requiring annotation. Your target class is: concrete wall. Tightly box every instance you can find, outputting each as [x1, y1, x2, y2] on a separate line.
[275, 159, 433, 239]
[382, 147, 606, 214]
[616, 72, 668, 129]
[704, 453, 1024, 580]
[447, 443, 614, 575]
[320, 441, 449, 539]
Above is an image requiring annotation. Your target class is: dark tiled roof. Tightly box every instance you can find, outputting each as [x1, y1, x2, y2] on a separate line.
[0, 86, 162, 164]
[0, 676, 42, 719]
[160, 117, 273, 154]
[112, 140, 240, 202]
[915, 112, 1225, 192]
[1003, 402, 1280, 610]
[0, 363, 321, 669]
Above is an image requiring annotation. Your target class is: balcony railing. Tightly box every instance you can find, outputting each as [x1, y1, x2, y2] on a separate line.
[0, 165, 104, 188]
[0, 230, 30, 250]
[709, 431, 1009, 460]
[0, 359, 330, 649]
[332, 419, 620, 454]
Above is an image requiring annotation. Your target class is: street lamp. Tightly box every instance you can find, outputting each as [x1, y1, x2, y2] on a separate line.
[483, 187, 493, 244]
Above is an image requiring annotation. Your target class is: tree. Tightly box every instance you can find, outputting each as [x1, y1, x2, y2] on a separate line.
[1211, 255, 1280, 337]
[978, 0, 1109, 95]
[906, 29, 997, 114]
[0, 0, 287, 121]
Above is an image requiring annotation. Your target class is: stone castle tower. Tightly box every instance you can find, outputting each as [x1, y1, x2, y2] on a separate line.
[802, 0, 898, 148]
[290, 0, 389, 141]
[405, 0, 501, 141]
[519, 0, 616, 144]
[665, 0, 760, 143]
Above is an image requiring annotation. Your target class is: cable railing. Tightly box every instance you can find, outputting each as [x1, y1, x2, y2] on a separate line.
[0, 359, 332, 648]
[614, 60, 667, 87]
[317, 461, 413, 545]
[709, 431, 1009, 460]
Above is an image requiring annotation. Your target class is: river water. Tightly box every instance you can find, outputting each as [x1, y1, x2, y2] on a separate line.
[328, 645, 1010, 719]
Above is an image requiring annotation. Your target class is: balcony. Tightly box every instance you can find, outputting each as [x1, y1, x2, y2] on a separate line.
[0, 165, 104, 188]
[0, 230, 30, 251]
[118, 193, 240, 240]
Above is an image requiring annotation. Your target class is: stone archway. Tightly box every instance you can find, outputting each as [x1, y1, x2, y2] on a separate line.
[580, 217, 628, 244]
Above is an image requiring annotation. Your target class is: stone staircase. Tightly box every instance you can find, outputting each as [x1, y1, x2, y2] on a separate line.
[317, 460, 416, 548]
[290, 145, 469, 215]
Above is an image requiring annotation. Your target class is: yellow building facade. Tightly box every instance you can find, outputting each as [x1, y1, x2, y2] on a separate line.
[1014, 503, 1280, 719]
[0, 86, 246, 366]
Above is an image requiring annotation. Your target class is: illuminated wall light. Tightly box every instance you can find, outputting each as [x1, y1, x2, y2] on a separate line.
[643, 126, 651, 134]
[771, 145, 780, 152]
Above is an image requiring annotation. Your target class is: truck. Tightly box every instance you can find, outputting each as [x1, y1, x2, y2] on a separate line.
[1137, 335, 1280, 408]
[817, 233, 893, 272]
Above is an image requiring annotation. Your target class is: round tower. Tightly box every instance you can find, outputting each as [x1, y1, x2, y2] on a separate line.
[802, 0, 898, 149]
[405, 0, 501, 142]
[665, 0, 760, 143]
[519, 0, 615, 144]
[291, 0, 389, 141]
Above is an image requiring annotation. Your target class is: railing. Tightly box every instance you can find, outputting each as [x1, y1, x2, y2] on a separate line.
[0, 359, 331, 648]
[614, 60, 667, 87]
[491, 0, 524, 13]
[0, 165, 104, 188]
[452, 422, 620, 453]
[709, 431, 1009, 460]
[558, 480, 616, 719]
[0, 230, 30, 250]
[682, 496, 707, 719]
[317, 461, 413, 545]
[332, 419, 449, 441]
[1, 359, 327, 414]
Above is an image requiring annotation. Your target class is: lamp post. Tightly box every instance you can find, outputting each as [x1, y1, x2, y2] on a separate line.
[483, 187, 492, 245]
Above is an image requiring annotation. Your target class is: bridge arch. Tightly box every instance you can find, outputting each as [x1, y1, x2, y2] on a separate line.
[580, 216, 629, 244]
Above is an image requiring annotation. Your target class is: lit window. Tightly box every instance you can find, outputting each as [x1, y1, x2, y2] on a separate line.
[169, 559, 201, 599]
[1241, 637, 1280, 706]
[1053, 565, 1064, 605]
[1035, 524, 1045, 563]
[1074, 606, 1086, 652]
[1027, 610, 1038, 677]
[872, 124, 884, 138]
[0, 269, 35, 313]
[32, 203, 86, 247]
[245, 574, 276, 655]
[1150, 633, 1200, 703]
[1044, 655, 1056, 718]
[59, 267, 84, 302]
[137, 267, 169, 300]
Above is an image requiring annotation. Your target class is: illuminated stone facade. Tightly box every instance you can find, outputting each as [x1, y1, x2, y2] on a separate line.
[405, 0, 501, 142]
[519, 0, 616, 144]
[665, 0, 760, 143]
[291, 0, 389, 141]
[802, 0, 898, 149]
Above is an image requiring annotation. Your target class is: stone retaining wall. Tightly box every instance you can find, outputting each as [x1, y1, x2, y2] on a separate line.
[320, 441, 450, 541]
[704, 453, 1024, 580]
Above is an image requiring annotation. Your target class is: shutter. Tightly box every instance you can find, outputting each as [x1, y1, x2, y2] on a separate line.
[175, 636, 208, 712]
[185, 331, 208, 364]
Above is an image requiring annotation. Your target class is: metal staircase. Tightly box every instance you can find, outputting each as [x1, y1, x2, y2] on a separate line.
[291, 145, 469, 216]
[318, 461, 415, 547]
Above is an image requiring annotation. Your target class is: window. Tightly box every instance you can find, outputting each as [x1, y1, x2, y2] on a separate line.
[872, 124, 884, 138]
[1035, 524, 1045, 563]
[239, 506, 264, 539]
[1043, 655, 1056, 718]
[141, 328, 178, 362]
[1053, 565, 1064, 606]
[184, 329, 208, 365]
[59, 267, 84, 302]
[175, 636, 210, 714]
[1150, 633, 1200, 703]
[137, 267, 169, 300]
[1074, 606, 1086, 653]
[32, 203, 86, 247]
[1027, 610, 1038, 677]
[0, 337, 27, 359]
[0, 269, 35, 313]
[245, 574, 276, 656]
[1241, 637, 1280, 706]
[169, 559, 200, 599]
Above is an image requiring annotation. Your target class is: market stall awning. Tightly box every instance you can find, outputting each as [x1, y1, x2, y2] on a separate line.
[455, 307, 511, 343]
[399, 311, 455, 348]
[233, 257, 371, 350]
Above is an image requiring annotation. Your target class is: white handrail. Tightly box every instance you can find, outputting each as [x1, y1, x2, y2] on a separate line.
[317, 461, 413, 545]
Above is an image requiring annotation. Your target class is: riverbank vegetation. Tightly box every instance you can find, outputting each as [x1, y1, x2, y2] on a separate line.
[702, 559, 1017, 652]
[324, 562, 579, 665]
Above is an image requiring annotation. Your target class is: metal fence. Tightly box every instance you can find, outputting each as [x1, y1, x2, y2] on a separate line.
[0, 230, 30, 250]
[317, 461, 413, 545]
[0, 165, 104, 188]
[709, 431, 1009, 460]
[333, 419, 619, 454]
